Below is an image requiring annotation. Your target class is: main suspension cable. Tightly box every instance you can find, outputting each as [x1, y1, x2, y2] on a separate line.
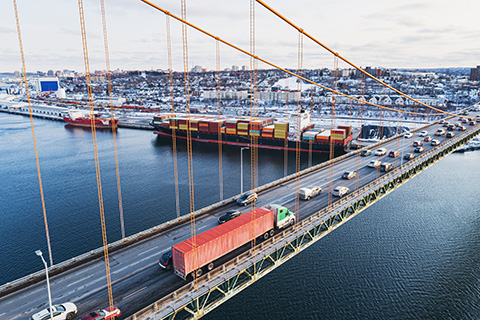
[13, 0, 54, 267]
[77, 0, 114, 310]
[139, 0, 467, 120]
[254, 0, 475, 118]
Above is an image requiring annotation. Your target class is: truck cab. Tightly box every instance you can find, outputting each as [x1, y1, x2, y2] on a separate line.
[265, 204, 295, 229]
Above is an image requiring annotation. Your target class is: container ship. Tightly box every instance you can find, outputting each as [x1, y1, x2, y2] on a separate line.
[151, 110, 352, 154]
[63, 109, 118, 129]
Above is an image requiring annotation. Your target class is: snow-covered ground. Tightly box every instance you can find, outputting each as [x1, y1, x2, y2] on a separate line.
[455, 137, 480, 152]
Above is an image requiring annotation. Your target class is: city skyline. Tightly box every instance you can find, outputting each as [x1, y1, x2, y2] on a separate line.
[1, 0, 479, 73]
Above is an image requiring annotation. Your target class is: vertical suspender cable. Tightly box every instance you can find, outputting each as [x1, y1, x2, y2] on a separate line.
[354, 73, 365, 191]
[250, 0, 258, 248]
[13, 0, 54, 267]
[77, 0, 114, 311]
[294, 31, 303, 224]
[328, 56, 338, 206]
[284, 90, 288, 176]
[100, 0, 125, 239]
[216, 40, 224, 201]
[180, 0, 197, 280]
[308, 88, 313, 168]
[166, 15, 181, 219]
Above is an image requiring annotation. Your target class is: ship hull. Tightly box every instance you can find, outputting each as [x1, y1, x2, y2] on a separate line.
[63, 117, 118, 129]
[153, 126, 351, 154]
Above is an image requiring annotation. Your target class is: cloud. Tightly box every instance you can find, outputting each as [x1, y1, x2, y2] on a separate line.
[0, 26, 16, 33]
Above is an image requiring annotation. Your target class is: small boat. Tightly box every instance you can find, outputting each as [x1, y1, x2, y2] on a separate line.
[63, 109, 118, 129]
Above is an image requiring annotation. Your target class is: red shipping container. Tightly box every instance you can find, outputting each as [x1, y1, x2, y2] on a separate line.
[331, 129, 346, 135]
[337, 125, 352, 137]
[172, 207, 273, 279]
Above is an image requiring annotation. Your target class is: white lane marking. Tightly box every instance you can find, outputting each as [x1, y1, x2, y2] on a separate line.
[112, 252, 159, 275]
[197, 224, 209, 231]
[66, 275, 92, 287]
[123, 286, 146, 300]
[137, 246, 158, 256]
[74, 275, 105, 289]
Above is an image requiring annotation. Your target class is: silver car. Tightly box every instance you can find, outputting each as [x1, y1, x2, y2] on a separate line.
[298, 186, 322, 200]
[332, 186, 349, 198]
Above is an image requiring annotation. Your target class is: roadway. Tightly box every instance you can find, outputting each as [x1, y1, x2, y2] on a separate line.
[1, 111, 478, 320]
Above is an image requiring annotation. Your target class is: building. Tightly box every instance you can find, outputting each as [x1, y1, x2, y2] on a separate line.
[470, 66, 480, 81]
[34, 77, 59, 92]
[192, 65, 203, 73]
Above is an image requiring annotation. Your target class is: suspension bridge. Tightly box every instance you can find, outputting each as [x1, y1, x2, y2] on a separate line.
[2, 0, 479, 319]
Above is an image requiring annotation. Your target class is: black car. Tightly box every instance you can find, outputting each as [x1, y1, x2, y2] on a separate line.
[404, 153, 415, 160]
[218, 210, 242, 224]
[360, 149, 372, 157]
[158, 250, 172, 270]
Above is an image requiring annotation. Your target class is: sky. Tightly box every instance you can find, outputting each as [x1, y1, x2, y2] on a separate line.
[1, 0, 479, 73]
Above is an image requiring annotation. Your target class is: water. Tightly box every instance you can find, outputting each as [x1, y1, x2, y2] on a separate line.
[1, 113, 479, 319]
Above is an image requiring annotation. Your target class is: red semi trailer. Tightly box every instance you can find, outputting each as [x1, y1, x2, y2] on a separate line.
[170, 205, 295, 279]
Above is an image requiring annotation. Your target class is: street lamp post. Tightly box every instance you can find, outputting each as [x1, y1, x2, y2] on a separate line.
[36, 250, 53, 320]
[240, 147, 249, 194]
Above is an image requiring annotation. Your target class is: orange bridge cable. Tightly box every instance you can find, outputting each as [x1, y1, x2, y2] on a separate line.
[250, 0, 258, 249]
[294, 30, 303, 225]
[138, 0, 467, 120]
[13, 0, 54, 267]
[328, 56, 338, 206]
[180, 0, 197, 280]
[216, 39, 224, 201]
[308, 88, 314, 167]
[100, 0, 125, 240]
[284, 94, 287, 176]
[166, 15, 181, 219]
[254, 0, 474, 118]
[77, 0, 113, 310]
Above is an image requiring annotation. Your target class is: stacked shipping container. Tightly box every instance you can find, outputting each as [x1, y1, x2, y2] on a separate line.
[262, 125, 274, 138]
[274, 122, 289, 139]
[226, 119, 237, 135]
[237, 120, 249, 136]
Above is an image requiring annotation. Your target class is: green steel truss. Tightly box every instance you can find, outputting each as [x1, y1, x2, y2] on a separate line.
[125, 126, 480, 320]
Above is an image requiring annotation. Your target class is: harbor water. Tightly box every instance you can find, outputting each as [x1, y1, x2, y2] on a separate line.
[0, 113, 479, 319]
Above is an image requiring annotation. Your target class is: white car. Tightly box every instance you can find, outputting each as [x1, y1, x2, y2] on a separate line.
[332, 186, 350, 198]
[404, 132, 413, 138]
[374, 148, 387, 156]
[368, 160, 381, 168]
[31, 303, 77, 320]
[419, 130, 428, 137]
[298, 186, 322, 200]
